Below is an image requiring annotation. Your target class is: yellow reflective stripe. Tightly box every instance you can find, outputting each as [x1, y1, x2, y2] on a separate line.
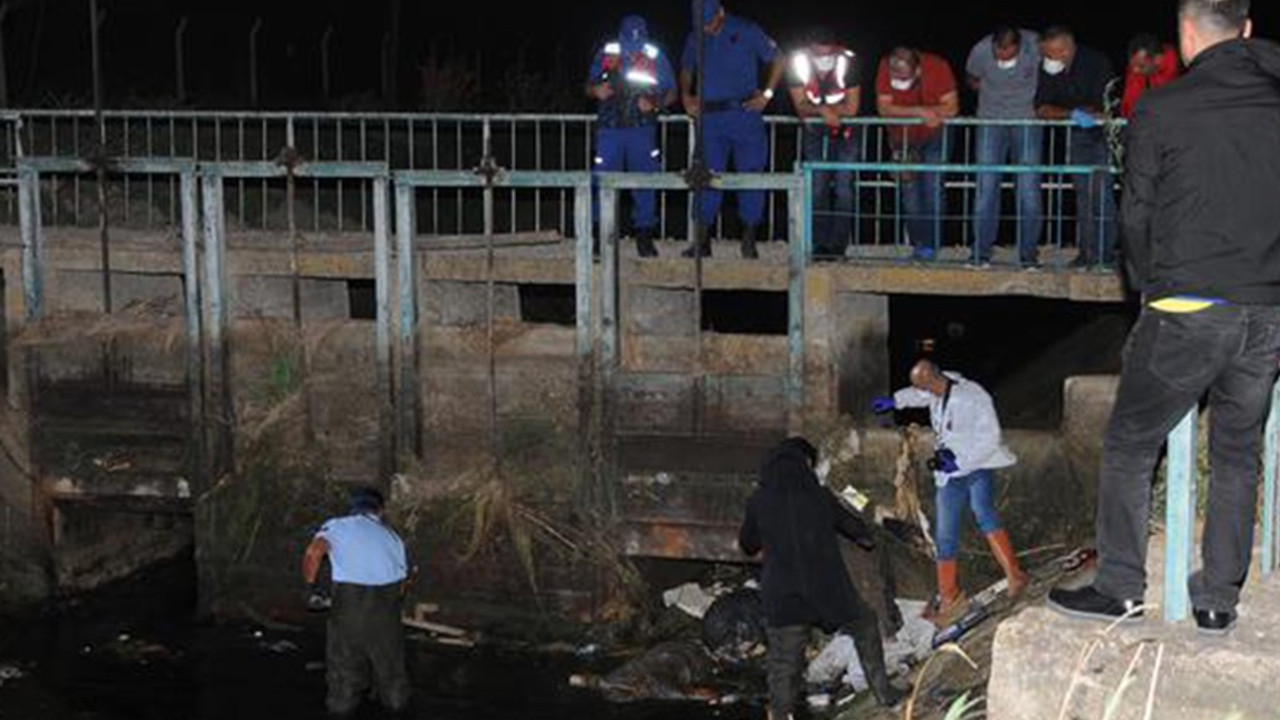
[1149, 298, 1218, 314]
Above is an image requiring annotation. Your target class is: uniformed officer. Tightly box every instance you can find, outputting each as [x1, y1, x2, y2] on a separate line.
[588, 15, 677, 258]
[680, 0, 784, 259]
[302, 486, 412, 716]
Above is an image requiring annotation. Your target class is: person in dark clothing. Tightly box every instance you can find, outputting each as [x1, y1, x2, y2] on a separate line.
[1049, 0, 1280, 637]
[1035, 26, 1118, 269]
[302, 486, 412, 716]
[739, 438, 906, 716]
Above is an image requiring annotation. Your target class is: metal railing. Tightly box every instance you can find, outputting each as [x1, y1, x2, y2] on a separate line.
[0, 111, 1122, 255]
[1163, 383, 1280, 622]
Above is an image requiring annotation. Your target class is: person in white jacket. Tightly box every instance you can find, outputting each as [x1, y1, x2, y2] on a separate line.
[874, 360, 1029, 624]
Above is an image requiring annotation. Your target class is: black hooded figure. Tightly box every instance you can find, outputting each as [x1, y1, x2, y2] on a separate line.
[739, 437, 905, 715]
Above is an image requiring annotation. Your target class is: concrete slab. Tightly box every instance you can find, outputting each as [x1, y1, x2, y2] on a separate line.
[988, 545, 1280, 720]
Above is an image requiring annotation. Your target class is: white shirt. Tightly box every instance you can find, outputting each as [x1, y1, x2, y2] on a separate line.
[316, 513, 408, 586]
[894, 371, 1017, 486]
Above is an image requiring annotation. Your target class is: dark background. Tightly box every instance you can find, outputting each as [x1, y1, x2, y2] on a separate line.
[7, 0, 1278, 110]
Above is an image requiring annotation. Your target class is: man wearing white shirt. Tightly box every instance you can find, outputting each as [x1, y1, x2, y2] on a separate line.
[302, 486, 411, 716]
[874, 360, 1029, 624]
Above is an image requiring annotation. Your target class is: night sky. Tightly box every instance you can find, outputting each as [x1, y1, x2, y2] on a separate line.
[9, 0, 1280, 109]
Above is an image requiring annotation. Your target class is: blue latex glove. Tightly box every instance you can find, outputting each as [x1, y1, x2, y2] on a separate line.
[872, 396, 896, 414]
[1071, 108, 1099, 129]
[933, 448, 960, 474]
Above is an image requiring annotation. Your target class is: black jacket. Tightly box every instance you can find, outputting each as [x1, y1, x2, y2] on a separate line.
[738, 441, 875, 631]
[1122, 39, 1280, 304]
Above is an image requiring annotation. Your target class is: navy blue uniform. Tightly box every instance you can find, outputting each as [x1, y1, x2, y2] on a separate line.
[589, 30, 676, 233]
[682, 14, 778, 229]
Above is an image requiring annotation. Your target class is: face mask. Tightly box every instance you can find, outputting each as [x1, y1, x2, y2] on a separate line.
[1043, 58, 1067, 75]
[996, 57, 1018, 71]
[890, 78, 915, 92]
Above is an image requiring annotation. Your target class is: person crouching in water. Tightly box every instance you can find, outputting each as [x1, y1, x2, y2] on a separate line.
[740, 437, 907, 717]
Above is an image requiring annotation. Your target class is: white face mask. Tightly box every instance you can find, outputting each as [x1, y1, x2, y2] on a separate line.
[1043, 58, 1067, 75]
[890, 77, 915, 92]
[996, 57, 1018, 71]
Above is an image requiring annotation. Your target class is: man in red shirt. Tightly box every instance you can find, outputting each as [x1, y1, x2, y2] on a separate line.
[876, 47, 959, 262]
[1121, 34, 1182, 118]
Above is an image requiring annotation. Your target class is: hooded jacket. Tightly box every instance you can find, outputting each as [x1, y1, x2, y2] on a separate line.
[738, 440, 876, 630]
[1121, 39, 1280, 304]
[893, 372, 1016, 486]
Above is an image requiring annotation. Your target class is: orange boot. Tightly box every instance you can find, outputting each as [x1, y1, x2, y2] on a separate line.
[987, 529, 1031, 598]
[924, 559, 967, 627]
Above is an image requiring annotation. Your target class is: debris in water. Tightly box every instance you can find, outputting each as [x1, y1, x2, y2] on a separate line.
[0, 665, 24, 687]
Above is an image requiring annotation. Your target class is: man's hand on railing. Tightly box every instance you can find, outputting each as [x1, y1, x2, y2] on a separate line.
[1070, 108, 1100, 129]
[818, 105, 841, 130]
[590, 83, 615, 102]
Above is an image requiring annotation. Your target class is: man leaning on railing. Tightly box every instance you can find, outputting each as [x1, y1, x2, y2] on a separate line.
[1035, 26, 1118, 270]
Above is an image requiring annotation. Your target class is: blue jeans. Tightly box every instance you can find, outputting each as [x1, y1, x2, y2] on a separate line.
[935, 469, 1003, 562]
[897, 131, 949, 258]
[972, 125, 1043, 264]
[698, 108, 768, 229]
[594, 125, 661, 231]
[802, 125, 859, 255]
[1068, 130, 1116, 264]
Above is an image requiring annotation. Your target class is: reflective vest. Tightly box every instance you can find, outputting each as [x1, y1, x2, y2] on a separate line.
[601, 41, 662, 91]
[791, 44, 856, 106]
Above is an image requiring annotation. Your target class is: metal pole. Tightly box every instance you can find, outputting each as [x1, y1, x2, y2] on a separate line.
[320, 25, 333, 104]
[180, 171, 203, 487]
[691, 0, 707, 437]
[1263, 380, 1280, 575]
[373, 176, 393, 479]
[1163, 408, 1198, 622]
[249, 17, 262, 108]
[0, 4, 11, 108]
[395, 181, 419, 461]
[174, 16, 188, 104]
[90, 0, 110, 313]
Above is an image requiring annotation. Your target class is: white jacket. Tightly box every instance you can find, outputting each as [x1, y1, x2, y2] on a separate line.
[894, 372, 1016, 487]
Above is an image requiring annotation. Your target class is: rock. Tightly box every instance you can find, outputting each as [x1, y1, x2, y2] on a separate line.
[598, 640, 718, 703]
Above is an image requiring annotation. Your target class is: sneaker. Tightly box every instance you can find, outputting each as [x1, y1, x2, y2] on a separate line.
[968, 260, 992, 270]
[635, 228, 659, 258]
[1022, 261, 1044, 272]
[910, 247, 937, 263]
[1047, 584, 1144, 623]
[682, 242, 711, 258]
[1193, 608, 1236, 636]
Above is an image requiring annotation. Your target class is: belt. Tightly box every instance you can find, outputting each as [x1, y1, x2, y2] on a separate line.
[702, 99, 747, 113]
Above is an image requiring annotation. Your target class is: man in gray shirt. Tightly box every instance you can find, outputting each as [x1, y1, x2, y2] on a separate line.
[966, 26, 1043, 269]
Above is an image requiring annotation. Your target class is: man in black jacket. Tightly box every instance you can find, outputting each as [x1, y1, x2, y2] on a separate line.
[739, 438, 905, 716]
[1049, 0, 1280, 636]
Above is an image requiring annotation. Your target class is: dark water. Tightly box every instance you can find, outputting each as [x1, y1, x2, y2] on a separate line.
[0, 555, 755, 720]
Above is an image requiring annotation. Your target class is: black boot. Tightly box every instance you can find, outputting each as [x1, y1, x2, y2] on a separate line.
[682, 226, 712, 258]
[741, 224, 760, 259]
[635, 227, 659, 258]
[851, 619, 907, 707]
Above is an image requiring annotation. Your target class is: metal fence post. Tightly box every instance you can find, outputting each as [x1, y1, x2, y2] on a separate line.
[175, 16, 189, 104]
[373, 175, 393, 479]
[200, 169, 233, 478]
[1263, 379, 1280, 575]
[787, 171, 810, 430]
[394, 180, 419, 462]
[1164, 408, 1198, 622]
[17, 164, 40, 321]
[179, 170, 203, 487]
[573, 181, 595, 510]
[599, 182, 619, 517]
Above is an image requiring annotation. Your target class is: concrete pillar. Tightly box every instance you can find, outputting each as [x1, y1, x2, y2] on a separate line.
[832, 292, 890, 420]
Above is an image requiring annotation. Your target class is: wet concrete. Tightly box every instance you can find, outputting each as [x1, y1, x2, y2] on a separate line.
[0, 555, 756, 720]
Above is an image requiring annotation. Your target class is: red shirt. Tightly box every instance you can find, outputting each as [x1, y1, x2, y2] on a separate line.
[1122, 44, 1182, 118]
[875, 52, 957, 148]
